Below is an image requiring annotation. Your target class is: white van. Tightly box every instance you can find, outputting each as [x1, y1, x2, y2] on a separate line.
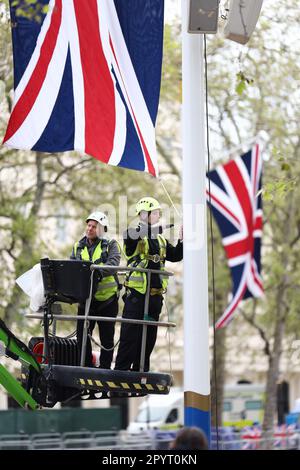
[127, 391, 184, 433]
[127, 383, 266, 433]
[223, 383, 265, 427]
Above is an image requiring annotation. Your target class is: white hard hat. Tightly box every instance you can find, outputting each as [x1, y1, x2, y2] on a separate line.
[86, 211, 109, 228]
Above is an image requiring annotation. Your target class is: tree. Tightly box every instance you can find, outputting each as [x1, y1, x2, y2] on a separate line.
[205, 0, 300, 436]
[0, 3, 183, 337]
[2, 3, 300, 440]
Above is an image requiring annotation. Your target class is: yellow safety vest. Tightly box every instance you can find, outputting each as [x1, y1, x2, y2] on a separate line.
[73, 240, 118, 301]
[124, 235, 168, 295]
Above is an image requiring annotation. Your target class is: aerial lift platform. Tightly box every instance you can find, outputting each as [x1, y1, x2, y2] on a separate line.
[0, 259, 175, 409]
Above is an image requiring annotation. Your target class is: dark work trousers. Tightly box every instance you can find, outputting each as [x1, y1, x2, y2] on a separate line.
[76, 295, 118, 369]
[114, 291, 163, 372]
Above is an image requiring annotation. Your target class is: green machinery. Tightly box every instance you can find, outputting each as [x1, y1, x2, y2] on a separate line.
[0, 318, 40, 410]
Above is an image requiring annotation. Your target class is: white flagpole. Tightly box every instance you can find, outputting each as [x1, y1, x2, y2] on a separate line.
[181, 0, 210, 442]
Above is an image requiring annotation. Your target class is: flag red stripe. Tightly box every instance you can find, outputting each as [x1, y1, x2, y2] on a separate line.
[3, 0, 62, 143]
[254, 215, 262, 231]
[216, 281, 248, 329]
[224, 238, 250, 259]
[224, 161, 254, 252]
[74, 0, 115, 162]
[253, 144, 260, 197]
[109, 35, 156, 177]
[251, 259, 263, 291]
[206, 190, 241, 227]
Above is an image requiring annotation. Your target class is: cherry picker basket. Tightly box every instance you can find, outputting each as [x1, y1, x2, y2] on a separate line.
[40, 258, 95, 303]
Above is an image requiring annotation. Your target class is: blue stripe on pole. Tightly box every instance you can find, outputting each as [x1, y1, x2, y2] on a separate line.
[185, 406, 211, 446]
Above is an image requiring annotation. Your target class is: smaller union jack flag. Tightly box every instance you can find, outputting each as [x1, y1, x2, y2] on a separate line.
[207, 144, 263, 328]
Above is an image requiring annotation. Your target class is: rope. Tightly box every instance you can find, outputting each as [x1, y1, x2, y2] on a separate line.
[204, 34, 219, 448]
[164, 294, 173, 379]
[48, 330, 77, 340]
[88, 334, 120, 352]
[159, 177, 182, 218]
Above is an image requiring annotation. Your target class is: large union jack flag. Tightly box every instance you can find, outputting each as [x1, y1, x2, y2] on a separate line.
[207, 144, 263, 328]
[3, 0, 164, 176]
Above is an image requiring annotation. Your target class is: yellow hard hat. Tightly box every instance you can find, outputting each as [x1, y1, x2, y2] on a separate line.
[135, 197, 161, 215]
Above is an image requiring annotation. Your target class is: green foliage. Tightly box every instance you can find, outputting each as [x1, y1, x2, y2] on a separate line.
[235, 71, 254, 96]
[205, 3, 300, 430]
[263, 179, 296, 201]
[0, 4, 183, 324]
[10, 0, 48, 23]
[161, 23, 181, 103]
[0, 0, 299, 398]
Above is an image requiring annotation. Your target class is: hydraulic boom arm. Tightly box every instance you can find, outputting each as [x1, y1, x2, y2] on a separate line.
[0, 319, 40, 410]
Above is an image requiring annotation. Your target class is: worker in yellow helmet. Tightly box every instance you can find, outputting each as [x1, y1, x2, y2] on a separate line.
[115, 197, 183, 372]
[71, 211, 121, 368]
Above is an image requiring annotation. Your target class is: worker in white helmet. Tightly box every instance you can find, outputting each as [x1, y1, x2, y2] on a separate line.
[71, 211, 121, 368]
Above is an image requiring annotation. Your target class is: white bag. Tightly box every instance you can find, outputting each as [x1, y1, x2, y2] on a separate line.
[16, 263, 46, 312]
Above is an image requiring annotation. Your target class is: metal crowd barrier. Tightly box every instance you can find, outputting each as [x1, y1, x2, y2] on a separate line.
[1, 429, 300, 450]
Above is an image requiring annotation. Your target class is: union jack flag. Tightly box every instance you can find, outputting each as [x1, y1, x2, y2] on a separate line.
[3, 0, 164, 176]
[207, 144, 263, 328]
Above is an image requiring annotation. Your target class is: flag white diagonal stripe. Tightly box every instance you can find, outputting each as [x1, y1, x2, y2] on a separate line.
[5, 10, 68, 149]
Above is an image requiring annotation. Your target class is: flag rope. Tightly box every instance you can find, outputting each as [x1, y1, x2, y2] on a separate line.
[159, 177, 182, 218]
[204, 34, 220, 447]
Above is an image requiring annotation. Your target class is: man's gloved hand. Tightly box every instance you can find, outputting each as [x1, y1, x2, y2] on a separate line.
[179, 224, 183, 242]
[149, 224, 162, 238]
[150, 223, 174, 237]
[127, 223, 174, 240]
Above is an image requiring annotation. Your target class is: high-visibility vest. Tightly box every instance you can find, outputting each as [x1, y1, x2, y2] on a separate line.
[124, 235, 168, 294]
[73, 240, 118, 301]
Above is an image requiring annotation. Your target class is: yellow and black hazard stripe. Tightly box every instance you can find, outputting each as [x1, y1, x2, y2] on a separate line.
[77, 378, 169, 394]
